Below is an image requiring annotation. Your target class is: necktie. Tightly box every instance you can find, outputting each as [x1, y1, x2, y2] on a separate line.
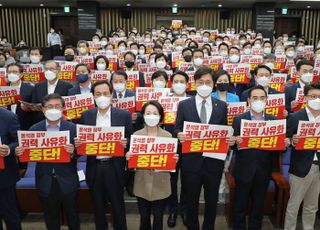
[200, 100, 207, 124]
[118, 92, 123, 98]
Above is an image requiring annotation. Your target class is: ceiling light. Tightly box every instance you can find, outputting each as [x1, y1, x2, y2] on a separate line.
[0, 4, 2, 6]
[126, 3, 131, 6]
[218, 4, 222, 7]
[307, 5, 311, 8]
[173, 4, 178, 7]
[40, 3, 44, 6]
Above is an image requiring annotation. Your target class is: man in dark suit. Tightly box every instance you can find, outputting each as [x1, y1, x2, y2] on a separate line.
[76, 81, 132, 230]
[174, 66, 235, 230]
[111, 70, 141, 197]
[284, 60, 314, 112]
[16, 93, 79, 230]
[232, 85, 289, 229]
[240, 65, 280, 102]
[0, 108, 21, 230]
[6, 63, 35, 130]
[284, 83, 320, 230]
[123, 51, 145, 88]
[68, 63, 92, 96]
[32, 60, 73, 123]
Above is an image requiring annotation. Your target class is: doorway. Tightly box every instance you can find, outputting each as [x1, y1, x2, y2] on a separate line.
[51, 16, 79, 47]
[274, 16, 301, 37]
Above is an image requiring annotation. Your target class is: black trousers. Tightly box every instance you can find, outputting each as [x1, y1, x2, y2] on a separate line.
[167, 160, 187, 215]
[183, 163, 223, 230]
[50, 44, 60, 59]
[39, 177, 79, 230]
[232, 172, 271, 230]
[0, 185, 21, 230]
[91, 161, 127, 230]
[137, 197, 167, 230]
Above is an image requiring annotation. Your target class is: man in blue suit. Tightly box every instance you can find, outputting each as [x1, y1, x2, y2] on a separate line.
[16, 93, 79, 230]
[284, 60, 314, 113]
[6, 63, 35, 130]
[111, 70, 141, 197]
[76, 81, 133, 230]
[0, 108, 21, 230]
[68, 63, 92, 96]
[174, 66, 235, 230]
[232, 85, 289, 229]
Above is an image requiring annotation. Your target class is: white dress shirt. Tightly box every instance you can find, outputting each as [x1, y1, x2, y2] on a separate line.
[11, 81, 22, 114]
[80, 83, 92, 95]
[195, 94, 212, 124]
[47, 80, 58, 94]
[47, 33, 62, 46]
[116, 89, 126, 98]
[96, 108, 111, 159]
[305, 107, 319, 161]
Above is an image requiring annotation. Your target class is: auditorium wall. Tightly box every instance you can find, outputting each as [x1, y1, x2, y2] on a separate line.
[0, 7, 319, 47]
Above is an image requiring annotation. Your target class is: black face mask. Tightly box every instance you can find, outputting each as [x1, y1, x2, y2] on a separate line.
[125, 60, 135, 68]
[65, 54, 74, 61]
[184, 55, 192, 62]
[216, 83, 229, 92]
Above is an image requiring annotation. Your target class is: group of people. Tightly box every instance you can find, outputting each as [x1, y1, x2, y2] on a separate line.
[0, 25, 319, 230]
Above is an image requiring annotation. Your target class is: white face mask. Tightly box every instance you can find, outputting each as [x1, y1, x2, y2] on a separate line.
[264, 47, 272, 54]
[300, 73, 313, 83]
[101, 41, 108, 46]
[240, 40, 246, 45]
[139, 49, 145, 55]
[145, 38, 151, 43]
[118, 46, 126, 52]
[7, 73, 20, 83]
[44, 109, 62, 121]
[113, 83, 126, 93]
[79, 47, 87, 54]
[92, 38, 99, 43]
[253, 44, 262, 49]
[229, 55, 240, 63]
[50, 29, 55, 33]
[97, 63, 106, 70]
[265, 62, 274, 70]
[220, 51, 228, 57]
[251, 100, 266, 113]
[153, 80, 166, 88]
[287, 50, 295, 57]
[131, 49, 138, 55]
[156, 61, 166, 69]
[297, 46, 305, 52]
[172, 83, 187, 95]
[203, 37, 209, 43]
[175, 45, 183, 51]
[95, 96, 111, 109]
[45, 70, 57, 81]
[196, 84, 212, 98]
[30, 55, 40, 63]
[243, 48, 251, 55]
[144, 114, 160, 127]
[308, 98, 320, 111]
[256, 76, 271, 87]
[106, 50, 114, 56]
[194, 58, 204, 66]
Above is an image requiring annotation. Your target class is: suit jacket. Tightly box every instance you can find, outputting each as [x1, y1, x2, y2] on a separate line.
[133, 127, 172, 201]
[67, 84, 81, 96]
[284, 82, 301, 112]
[29, 119, 79, 196]
[286, 109, 320, 177]
[32, 79, 73, 123]
[79, 107, 133, 188]
[112, 89, 135, 99]
[240, 87, 280, 102]
[232, 111, 279, 182]
[8, 82, 34, 130]
[173, 96, 227, 173]
[0, 109, 20, 189]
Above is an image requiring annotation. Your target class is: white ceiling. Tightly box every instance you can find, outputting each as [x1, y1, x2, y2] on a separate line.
[0, 0, 319, 9]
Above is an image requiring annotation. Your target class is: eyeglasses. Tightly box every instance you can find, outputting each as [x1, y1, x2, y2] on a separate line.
[306, 95, 320, 100]
[44, 105, 63, 109]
